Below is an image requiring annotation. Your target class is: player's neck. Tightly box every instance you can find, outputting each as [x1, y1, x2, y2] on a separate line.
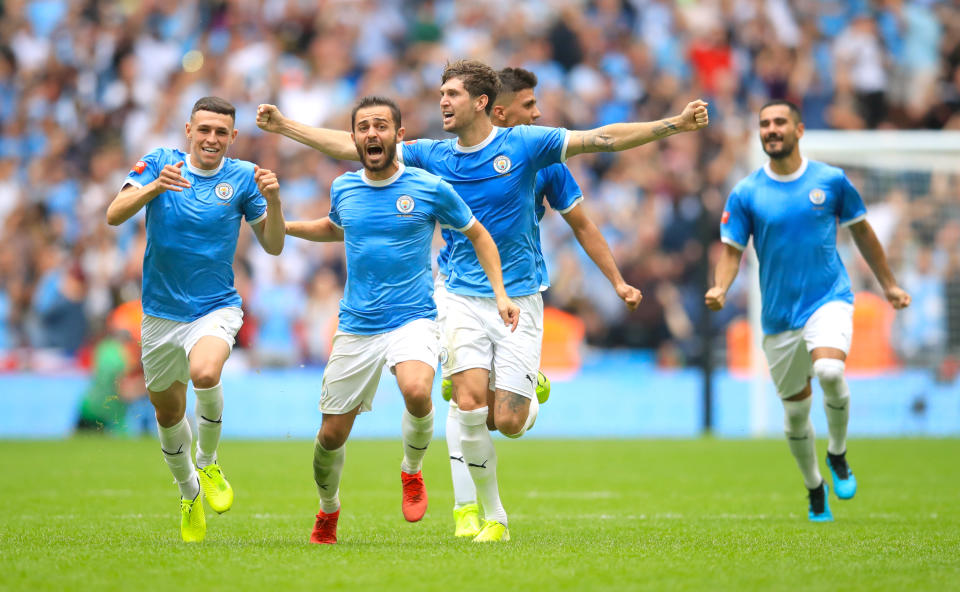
[457, 117, 494, 149]
[364, 161, 400, 182]
[768, 151, 803, 176]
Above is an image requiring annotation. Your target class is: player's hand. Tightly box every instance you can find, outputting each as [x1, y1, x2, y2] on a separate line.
[885, 285, 911, 309]
[254, 165, 280, 202]
[497, 295, 520, 332]
[679, 99, 709, 132]
[152, 160, 191, 193]
[256, 104, 285, 133]
[704, 286, 726, 311]
[615, 282, 643, 311]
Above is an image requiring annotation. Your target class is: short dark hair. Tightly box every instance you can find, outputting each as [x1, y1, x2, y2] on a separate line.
[191, 96, 236, 122]
[350, 95, 402, 130]
[498, 67, 538, 94]
[442, 59, 500, 115]
[760, 99, 802, 123]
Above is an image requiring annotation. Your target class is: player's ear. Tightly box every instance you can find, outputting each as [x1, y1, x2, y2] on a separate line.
[796, 121, 805, 139]
[230, 128, 238, 143]
[396, 126, 405, 142]
[492, 104, 505, 122]
[475, 94, 488, 114]
[184, 121, 191, 138]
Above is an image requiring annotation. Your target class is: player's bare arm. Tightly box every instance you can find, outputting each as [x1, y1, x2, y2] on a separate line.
[285, 217, 345, 242]
[705, 243, 745, 311]
[461, 221, 520, 332]
[106, 161, 191, 225]
[256, 104, 360, 162]
[251, 166, 285, 255]
[565, 100, 709, 158]
[847, 219, 911, 309]
[561, 205, 642, 311]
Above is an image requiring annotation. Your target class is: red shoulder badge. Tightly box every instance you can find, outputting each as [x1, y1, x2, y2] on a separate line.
[404, 140, 417, 145]
[133, 161, 146, 174]
[721, 211, 730, 224]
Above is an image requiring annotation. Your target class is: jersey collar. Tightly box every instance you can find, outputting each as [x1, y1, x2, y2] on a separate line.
[361, 163, 405, 187]
[763, 157, 808, 183]
[186, 154, 226, 177]
[454, 126, 499, 153]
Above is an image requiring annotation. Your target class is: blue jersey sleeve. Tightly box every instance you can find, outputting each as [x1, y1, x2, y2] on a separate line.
[540, 164, 583, 215]
[242, 166, 268, 224]
[720, 186, 751, 250]
[328, 181, 343, 228]
[122, 148, 164, 189]
[835, 172, 867, 227]
[434, 179, 475, 231]
[517, 125, 569, 170]
[398, 139, 436, 170]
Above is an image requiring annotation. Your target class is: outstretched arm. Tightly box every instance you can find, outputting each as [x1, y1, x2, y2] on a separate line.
[705, 243, 745, 311]
[256, 104, 360, 161]
[461, 221, 520, 332]
[565, 100, 709, 158]
[848, 219, 910, 309]
[561, 205, 642, 311]
[285, 218, 344, 242]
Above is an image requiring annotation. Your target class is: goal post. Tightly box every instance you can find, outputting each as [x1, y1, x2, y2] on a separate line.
[741, 130, 960, 436]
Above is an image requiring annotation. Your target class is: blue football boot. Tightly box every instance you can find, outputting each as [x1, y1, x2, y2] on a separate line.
[826, 451, 857, 500]
[808, 481, 833, 522]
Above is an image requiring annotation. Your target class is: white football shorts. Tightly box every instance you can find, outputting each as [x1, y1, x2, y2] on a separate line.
[141, 306, 243, 392]
[762, 299, 854, 398]
[441, 291, 543, 400]
[319, 317, 440, 415]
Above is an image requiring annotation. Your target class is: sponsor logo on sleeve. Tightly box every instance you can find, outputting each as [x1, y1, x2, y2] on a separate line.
[133, 161, 146, 174]
[721, 211, 730, 224]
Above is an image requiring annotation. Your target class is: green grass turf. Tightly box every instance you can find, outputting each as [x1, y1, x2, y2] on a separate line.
[1, 437, 958, 592]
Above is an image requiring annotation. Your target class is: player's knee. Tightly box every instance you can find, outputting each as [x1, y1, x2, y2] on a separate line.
[319, 426, 348, 450]
[813, 358, 846, 391]
[496, 414, 525, 438]
[153, 404, 186, 428]
[190, 366, 221, 389]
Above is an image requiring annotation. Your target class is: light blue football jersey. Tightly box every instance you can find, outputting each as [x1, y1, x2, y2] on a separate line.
[721, 158, 867, 334]
[400, 124, 568, 298]
[122, 148, 267, 322]
[329, 164, 475, 335]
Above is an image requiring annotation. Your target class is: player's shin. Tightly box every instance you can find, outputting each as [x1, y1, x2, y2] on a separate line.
[814, 359, 850, 455]
[158, 417, 200, 499]
[313, 436, 345, 513]
[458, 406, 507, 525]
[782, 397, 822, 490]
[194, 382, 224, 468]
[447, 400, 478, 507]
[401, 408, 434, 474]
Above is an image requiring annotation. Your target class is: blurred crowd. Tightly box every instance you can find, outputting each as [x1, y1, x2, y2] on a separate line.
[1, 0, 959, 374]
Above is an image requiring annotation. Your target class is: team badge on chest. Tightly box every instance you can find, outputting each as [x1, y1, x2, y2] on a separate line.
[808, 188, 826, 205]
[215, 182, 234, 202]
[493, 155, 512, 174]
[396, 195, 415, 214]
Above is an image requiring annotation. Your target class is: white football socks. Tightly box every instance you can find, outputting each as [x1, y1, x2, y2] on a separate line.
[313, 437, 345, 513]
[814, 358, 850, 456]
[459, 406, 507, 525]
[401, 408, 434, 475]
[446, 400, 477, 507]
[158, 416, 200, 499]
[782, 397, 822, 490]
[194, 382, 224, 469]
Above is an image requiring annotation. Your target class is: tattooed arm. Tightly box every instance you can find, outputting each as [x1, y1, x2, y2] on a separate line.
[564, 100, 709, 158]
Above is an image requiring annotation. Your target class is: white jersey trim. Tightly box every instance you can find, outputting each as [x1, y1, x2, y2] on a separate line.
[556, 196, 583, 214]
[361, 163, 405, 187]
[186, 155, 226, 177]
[559, 129, 570, 163]
[454, 126, 499, 153]
[122, 178, 144, 190]
[247, 211, 267, 226]
[839, 213, 867, 228]
[440, 216, 476, 233]
[763, 157, 808, 183]
[721, 236, 746, 251]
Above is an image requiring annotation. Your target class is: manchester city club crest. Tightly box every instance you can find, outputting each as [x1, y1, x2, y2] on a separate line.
[396, 195, 415, 214]
[215, 182, 234, 201]
[808, 188, 826, 205]
[493, 155, 512, 174]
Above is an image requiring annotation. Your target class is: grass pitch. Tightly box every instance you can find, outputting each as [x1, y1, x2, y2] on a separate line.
[1, 437, 958, 591]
